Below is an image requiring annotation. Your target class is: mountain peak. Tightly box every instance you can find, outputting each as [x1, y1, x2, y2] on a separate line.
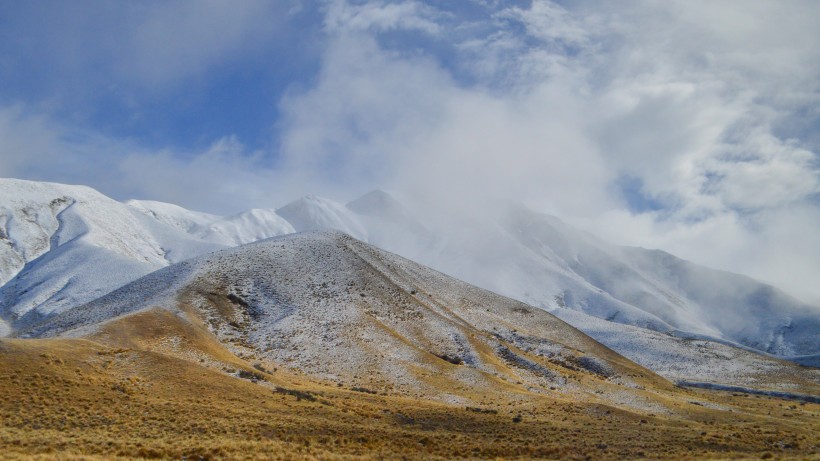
[347, 189, 400, 215]
[276, 195, 368, 241]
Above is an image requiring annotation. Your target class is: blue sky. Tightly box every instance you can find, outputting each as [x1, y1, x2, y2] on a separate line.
[0, 0, 819, 303]
[0, 1, 322, 151]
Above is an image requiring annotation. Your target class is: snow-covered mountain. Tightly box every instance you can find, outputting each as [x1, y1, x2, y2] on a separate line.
[443, 204, 820, 358]
[20, 230, 677, 406]
[128, 200, 295, 247]
[6, 231, 819, 461]
[1, 178, 818, 372]
[0, 180, 293, 333]
[276, 195, 368, 241]
[17, 230, 820, 398]
[338, 194, 819, 359]
[0, 179, 212, 334]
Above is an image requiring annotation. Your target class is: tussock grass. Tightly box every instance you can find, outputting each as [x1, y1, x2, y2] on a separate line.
[3, 308, 819, 460]
[2, 336, 819, 460]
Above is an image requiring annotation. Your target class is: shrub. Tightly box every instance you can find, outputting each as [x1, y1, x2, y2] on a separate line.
[237, 370, 266, 382]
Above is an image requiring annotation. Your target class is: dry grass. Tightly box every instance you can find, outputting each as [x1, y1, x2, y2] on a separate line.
[2, 309, 819, 460]
[1, 335, 818, 460]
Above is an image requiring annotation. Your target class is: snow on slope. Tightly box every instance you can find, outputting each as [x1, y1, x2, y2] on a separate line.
[276, 195, 368, 241]
[23, 231, 676, 407]
[2, 179, 817, 380]
[0, 179, 224, 332]
[620, 247, 820, 358]
[553, 308, 820, 393]
[124, 199, 220, 234]
[200, 209, 294, 246]
[421, 212, 683, 334]
[494, 205, 820, 357]
[1, 183, 293, 336]
[0, 179, 167, 326]
[353, 199, 819, 358]
[127, 200, 295, 246]
[0, 180, 165, 285]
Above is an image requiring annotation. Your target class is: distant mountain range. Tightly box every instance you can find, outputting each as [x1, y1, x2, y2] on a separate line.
[1, 178, 818, 389]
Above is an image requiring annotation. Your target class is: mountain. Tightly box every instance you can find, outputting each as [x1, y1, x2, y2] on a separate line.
[20, 229, 819, 397]
[276, 195, 368, 241]
[18, 231, 677, 406]
[0, 179, 300, 334]
[128, 200, 295, 246]
[125, 199, 220, 235]
[1, 178, 818, 383]
[0, 180, 164, 286]
[486, 204, 819, 357]
[6, 231, 818, 459]
[344, 196, 819, 359]
[0, 179, 219, 334]
[553, 307, 820, 391]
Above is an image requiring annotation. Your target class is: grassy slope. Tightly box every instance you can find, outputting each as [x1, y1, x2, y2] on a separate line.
[1, 309, 818, 460]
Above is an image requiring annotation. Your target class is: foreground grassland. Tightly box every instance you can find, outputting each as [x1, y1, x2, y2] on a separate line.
[1, 338, 818, 460]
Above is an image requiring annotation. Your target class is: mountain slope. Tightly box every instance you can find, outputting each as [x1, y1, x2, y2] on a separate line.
[343, 195, 819, 358]
[124, 199, 221, 234]
[0, 180, 166, 286]
[495, 205, 820, 357]
[621, 246, 820, 357]
[0, 180, 295, 333]
[553, 308, 820, 393]
[5, 325, 818, 460]
[127, 200, 295, 246]
[277, 195, 368, 241]
[23, 231, 681, 407]
[2, 179, 817, 380]
[0, 179, 190, 332]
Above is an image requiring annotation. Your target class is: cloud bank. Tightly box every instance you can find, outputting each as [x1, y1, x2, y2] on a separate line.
[0, 0, 818, 304]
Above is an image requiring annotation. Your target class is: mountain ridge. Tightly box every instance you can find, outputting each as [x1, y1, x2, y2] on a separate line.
[16, 230, 682, 408]
[1, 178, 817, 382]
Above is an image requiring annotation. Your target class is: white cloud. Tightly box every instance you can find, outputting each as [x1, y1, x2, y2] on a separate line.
[710, 131, 819, 210]
[322, 0, 443, 35]
[275, 0, 820, 302]
[276, 33, 454, 196]
[275, 28, 614, 220]
[1, 0, 819, 303]
[497, 0, 589, 46]
[115, 137, 287, 213]
[123, 0, 284, 87]
[0, 105, 121, 184]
